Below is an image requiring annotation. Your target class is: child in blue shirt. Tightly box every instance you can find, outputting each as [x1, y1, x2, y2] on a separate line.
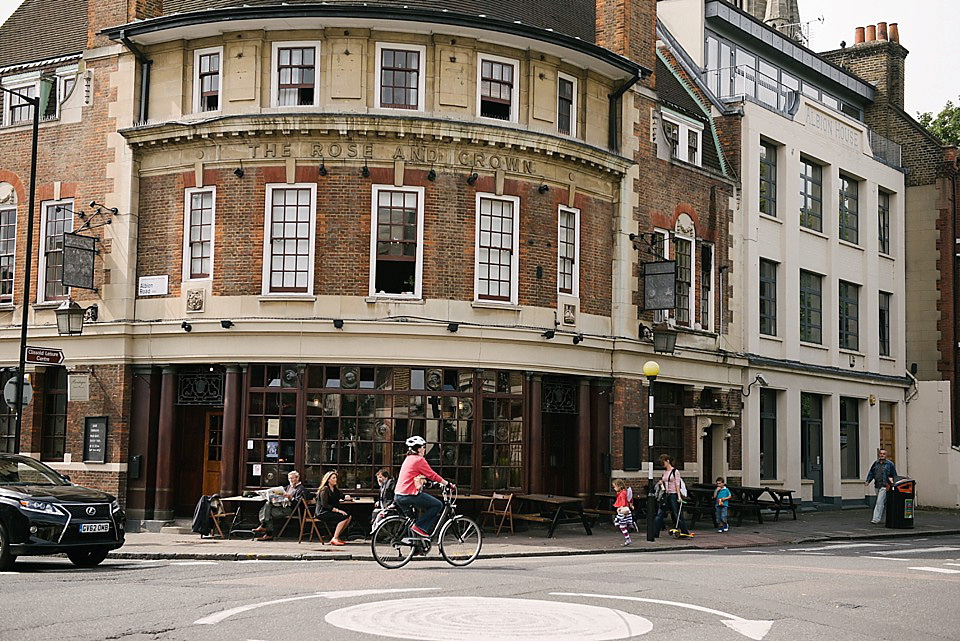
[714, 477, 731, 533]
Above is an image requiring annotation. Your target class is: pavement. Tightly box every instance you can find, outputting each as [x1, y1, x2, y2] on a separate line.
[110, 506, 960, 562]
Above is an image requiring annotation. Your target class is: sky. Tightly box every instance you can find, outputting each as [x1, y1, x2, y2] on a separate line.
[0, 0, 955, 115]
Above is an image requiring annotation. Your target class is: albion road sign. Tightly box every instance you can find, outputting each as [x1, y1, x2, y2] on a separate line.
[25, 346, 65, 365]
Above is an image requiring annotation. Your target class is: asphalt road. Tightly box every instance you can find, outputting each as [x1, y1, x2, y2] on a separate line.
[2, 535, 959, 641]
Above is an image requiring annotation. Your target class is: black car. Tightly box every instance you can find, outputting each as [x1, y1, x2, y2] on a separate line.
[0, 454, 124, 569]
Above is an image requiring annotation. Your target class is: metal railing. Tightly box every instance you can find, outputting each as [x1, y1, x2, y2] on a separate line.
[868, 129, 902, 167]
[703, 64, 796, 113]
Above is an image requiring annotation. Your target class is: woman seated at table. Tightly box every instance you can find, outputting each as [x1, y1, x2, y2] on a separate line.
[316, 470, 352, 546]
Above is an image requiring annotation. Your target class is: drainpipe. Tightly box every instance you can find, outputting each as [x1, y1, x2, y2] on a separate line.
[119, 30, 151, 124]
[608, 74, 641, 153]
[953, 171, 959, 446]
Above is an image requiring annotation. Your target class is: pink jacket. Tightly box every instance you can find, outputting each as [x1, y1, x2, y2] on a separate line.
[395, 453, 444, 495]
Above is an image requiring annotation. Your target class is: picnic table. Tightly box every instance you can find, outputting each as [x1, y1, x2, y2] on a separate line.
[515, 494, 593, 538]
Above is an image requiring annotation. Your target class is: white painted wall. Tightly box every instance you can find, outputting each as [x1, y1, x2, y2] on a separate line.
[905, 381, 960, 509]
[656, 0, 707, 66]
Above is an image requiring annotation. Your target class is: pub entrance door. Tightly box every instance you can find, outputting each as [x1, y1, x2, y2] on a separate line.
[203, 412, 224, 496]
[542, 413, 577, 496]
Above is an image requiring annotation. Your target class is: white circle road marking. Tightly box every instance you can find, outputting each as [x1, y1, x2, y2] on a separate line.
[324, 597, 652, 641]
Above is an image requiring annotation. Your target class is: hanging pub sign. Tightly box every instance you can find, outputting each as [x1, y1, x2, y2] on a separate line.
[642, 260, 676, 310]
[62, 233, 97, 290]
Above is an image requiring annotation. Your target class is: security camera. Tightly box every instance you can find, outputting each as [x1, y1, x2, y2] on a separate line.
[756, 374, 769, 387]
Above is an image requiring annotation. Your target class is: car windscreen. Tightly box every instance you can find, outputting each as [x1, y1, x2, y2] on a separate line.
[0, 458, 70, 486]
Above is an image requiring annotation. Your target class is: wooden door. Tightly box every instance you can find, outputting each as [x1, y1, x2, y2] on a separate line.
[202, 412, 224, 497]
[879, 402, 896, 461]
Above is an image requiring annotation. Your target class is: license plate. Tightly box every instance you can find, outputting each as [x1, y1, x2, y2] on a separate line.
[79, 523, 110, 533]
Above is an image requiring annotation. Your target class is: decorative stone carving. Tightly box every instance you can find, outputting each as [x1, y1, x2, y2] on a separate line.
[563, 303, 576, 325]
[0, 183, 16, 205]
[186, 288, 204, 312]
[675, 213, 695, 237]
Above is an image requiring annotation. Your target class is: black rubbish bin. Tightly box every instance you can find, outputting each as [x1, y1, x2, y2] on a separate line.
[885, 476, 915, 529]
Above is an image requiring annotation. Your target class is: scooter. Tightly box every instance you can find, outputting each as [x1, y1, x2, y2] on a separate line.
[668, 496, 695, 539]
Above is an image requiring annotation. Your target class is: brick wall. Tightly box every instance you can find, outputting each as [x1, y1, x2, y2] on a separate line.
[595, 0, 657, 85]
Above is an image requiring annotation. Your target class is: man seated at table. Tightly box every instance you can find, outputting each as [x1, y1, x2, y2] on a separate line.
[253, 470, 304, 541]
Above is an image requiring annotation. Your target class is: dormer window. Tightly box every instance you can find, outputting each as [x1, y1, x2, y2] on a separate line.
[661, 110, 703, 167]
[478, 54, 518, 122]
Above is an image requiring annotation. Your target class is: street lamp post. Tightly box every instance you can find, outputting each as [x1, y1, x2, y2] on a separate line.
[643, 360, 660, 541]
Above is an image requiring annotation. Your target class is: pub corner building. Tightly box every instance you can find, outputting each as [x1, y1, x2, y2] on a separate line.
[0, 0, 904, 526]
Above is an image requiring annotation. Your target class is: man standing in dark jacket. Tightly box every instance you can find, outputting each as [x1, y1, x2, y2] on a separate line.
[864, 449, 897, 524]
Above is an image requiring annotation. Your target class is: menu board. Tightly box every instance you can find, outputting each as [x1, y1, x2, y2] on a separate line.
[83, 416, 108, 463]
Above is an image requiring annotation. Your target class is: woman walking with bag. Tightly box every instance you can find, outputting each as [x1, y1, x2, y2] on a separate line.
[653, 454, 690, 538]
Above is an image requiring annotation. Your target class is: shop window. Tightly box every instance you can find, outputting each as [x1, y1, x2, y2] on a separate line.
[759, 388, 777, 480]
[557, 206, 579, 296]
[245, 364, 299, 488]
[193, 47, 222, 113]
[272, 43, 319, 107]
[839, 396, 860, 479]
[479, 370, 524, 490]
[262, 184, 316, 295]
[475, 194, 519, 304]
[839, 280, 859, 351]
[759, 258, 777, 336]
[0, 206, 15, 303]
[800, 156, 822, 232]
[376, 44, 424, 110]
[839, 172, 859, 244]
[40, 367, 68, 462]
[799, 270, 822, 344]
[652, 383, 684, 469]
[39, 199, 73, 302]
[557, 73, 577, 136]
[369, 185, 423, 298]
[183, 187, 215, 280]
[477, 54, 518, 122]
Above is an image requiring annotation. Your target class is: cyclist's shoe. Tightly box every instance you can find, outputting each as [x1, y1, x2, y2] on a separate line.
[410, 525, 430, 537]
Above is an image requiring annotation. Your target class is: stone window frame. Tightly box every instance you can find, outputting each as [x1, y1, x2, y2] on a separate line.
[838, 279, 860, 352]
[2, 67, 77, 127]
[838, 171, 860, 245]
[1, 74, 37, 126]
[556, 71, 578, 137]
[192, 46, 223, 114]
[474, 192, 520, 305]
[759, 139, 777, 217]
[556, 205, 579, 297]
[878, 189, 891, 256]
[374, 42, 426, 112]
[799, 269, 822, 345]
[476, 52, 519, 124]
[270, 41, 321, 109]
[661, 108, 703, 167]
[0, 205, 16, 304]
[759, 257, 778, 337]
[367, 184, 425, 299]
[261, 183, 317, 296]
[182, 186, 216, 282]
[879, 290, 892, 357]
[38, 198, 73, 303]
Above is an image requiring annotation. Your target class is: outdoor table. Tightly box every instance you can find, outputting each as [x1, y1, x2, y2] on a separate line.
[515, 494, 593, 538]
[218, 495, 265, 538]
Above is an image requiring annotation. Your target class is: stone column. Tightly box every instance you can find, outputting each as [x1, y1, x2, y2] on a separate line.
[528, 375, 543, 494]
[577, 378, 592, 498]
[154, 366, 178, 521]
[220, 366, 242, 497]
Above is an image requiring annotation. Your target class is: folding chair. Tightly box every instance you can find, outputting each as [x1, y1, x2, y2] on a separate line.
[297, 497, 328, 544]
[209, 495, 236, 539]
[480, 492, 514, 536]
[277, 496, 307, 539]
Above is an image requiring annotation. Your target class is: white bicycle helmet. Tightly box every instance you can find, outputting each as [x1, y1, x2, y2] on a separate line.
[405, 435, 426, 449]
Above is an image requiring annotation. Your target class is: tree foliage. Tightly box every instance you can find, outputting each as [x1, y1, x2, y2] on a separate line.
[918, 96, 960, 146]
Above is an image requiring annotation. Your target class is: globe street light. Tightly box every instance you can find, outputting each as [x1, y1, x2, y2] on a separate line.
[642, 359, 660, 541]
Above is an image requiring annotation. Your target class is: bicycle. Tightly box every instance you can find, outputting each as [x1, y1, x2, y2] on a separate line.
[370, 483, 482, 569]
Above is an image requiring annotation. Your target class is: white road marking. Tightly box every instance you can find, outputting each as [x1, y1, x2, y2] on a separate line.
[0, 571, 18, 575]
[553, 592, 774, 640]
[871, 547, 960, 556]
[869, 557, 912, 561]
[741, 550, 771, 554]
[797, 552, 833, 556]
[945, 563, 960, 567]
[194, 588, 439, 625]
[908, 567, 960, 574]
[172, 561, 219, 566]
[788, 543, 890, 552]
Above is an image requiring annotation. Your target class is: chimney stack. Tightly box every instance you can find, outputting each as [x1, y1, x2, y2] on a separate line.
[855, 27, 865, 44]
[865, 24, 876, 42]
[877, 22, 888, 41]
[889, 23, 899, 43]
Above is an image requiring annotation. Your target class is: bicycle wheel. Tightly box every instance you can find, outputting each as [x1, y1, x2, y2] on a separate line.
[438, 516, 482, 567]
[371, 516, 415, 569]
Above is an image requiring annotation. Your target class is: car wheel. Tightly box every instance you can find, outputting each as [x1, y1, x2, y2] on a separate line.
[66, 549, 109, 568]
[0, 521, 15, 571]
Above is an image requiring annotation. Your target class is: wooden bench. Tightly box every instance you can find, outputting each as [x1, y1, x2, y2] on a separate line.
[756, 488, 798, 521]
[728, 486, 765, 525]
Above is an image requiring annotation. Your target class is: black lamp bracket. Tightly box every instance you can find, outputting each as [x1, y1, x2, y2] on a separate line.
[76, 201, 118, 233]
[628, 232, 666, 259]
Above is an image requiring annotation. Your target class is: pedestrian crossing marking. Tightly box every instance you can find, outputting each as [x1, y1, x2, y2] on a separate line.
[908, 567, 960, 574]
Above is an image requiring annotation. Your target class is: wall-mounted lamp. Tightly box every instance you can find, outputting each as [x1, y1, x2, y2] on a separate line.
[538, 182, 550, 194]
[181, 321, 192, 333]
[361, 161, 370, 178]
[55, 300, 98, 336]
[333, 319, 344, 329]
[541, 329, 555, 339]
[447, 322, 459, 333]
[233, 159, 244, 178]
[220, 320, 234, 329]
[572, 333, 584, 345]
[740, 373, 769, 397]
[640, 324, 678, 354]
[427, 168, 437, 181]
[466, 172, 478, 185]
[318, 158, 327, 176]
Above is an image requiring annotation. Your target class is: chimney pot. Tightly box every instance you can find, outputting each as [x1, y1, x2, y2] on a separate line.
[854, 27, 865, 44]
[877, 22, 888, 41]
[889, 23, 899, 43]
[866, 25, 876, 42]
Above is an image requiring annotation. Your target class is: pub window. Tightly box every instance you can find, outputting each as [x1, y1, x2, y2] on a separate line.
[878, 190, 891, 255]
[800, 156, 823, 232]
[39, 199, 73, 302]
[557, 73, 577, 136]
[759, 387, 777, 480]
[839, 172, 859, 244]
[700, 243, 713, 331]
[0, 370, 15, 453]
[193, 47, 222, 113]
[376, 44, 424, 110]
[759, 141, 777, 217]
[272, 43, 319, 107]
[799, 269, 822, 344]
[262, 184, 316, 295]
[369, 185, 423, 298]
[759, 258, 778, 336]
[653, 383, 684, 469]
[477, 54, 518, 122]
[674, 236, 692, 327]
[839, 280, 859, 351]
[879, 291, 892, 357]
[245, 364, 299, 488]
[557, 206, 579, 296]
[475, 194, 519, 304]
[839, 396, 860, 479]
[183, 187, 215, 280]
[0, 206, 15, 303]
[41, 367, 68, 462]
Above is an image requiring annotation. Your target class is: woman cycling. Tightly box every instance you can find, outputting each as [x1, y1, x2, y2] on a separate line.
[394, 436, 452, 537]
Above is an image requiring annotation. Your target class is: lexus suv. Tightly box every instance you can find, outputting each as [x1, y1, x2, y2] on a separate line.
[0, 454, 125, 569]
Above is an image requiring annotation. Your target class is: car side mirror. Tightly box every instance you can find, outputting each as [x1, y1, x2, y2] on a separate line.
[61, 474, 71, 483]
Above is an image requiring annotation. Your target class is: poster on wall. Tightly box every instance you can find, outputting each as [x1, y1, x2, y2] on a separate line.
[83, 416, 108, 463]
[266, 441, 279, 459]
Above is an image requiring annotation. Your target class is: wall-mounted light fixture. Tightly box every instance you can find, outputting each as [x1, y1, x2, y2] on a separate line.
[181, 321, 192, 333]
[447, 322, 459, 333]
[220, 320, 234, 329]
[572, 333, 584, 345]
[318, 158, 327, 176]
[466, 172, 478, 185]
[740, 373, 769, 397]
[541, 329, 555, 339]
[361, 161, 370, 178]
[55, 300, 98, 336]
[333, 319, 344, 329]
[233, 159, 244, 178]
[640, 323, 678, 354]
[427, 167, 437, 181]
[538, 182, 550, 194]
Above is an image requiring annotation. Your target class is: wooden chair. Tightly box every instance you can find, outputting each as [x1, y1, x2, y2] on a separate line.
[209, 496, 236, 539]
[296, 497, 327, 544]
[276, 495, 308, 539]
[480, 492, 514, 536]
